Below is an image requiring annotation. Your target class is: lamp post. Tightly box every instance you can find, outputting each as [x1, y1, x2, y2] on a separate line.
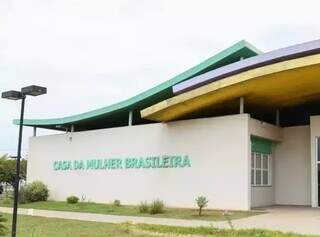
[2, 85, 47, 237]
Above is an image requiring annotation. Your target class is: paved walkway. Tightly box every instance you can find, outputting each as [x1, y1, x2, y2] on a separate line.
[1, 206, 320, 236]
[234, 206, 320, 236]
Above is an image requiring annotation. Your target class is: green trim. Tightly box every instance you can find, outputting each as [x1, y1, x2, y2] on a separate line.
[14, 40, 261, 128]
[251, 136, 273, 154]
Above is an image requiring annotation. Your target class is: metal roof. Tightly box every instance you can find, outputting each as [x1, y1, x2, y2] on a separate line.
[14, 40, 261, 131]
[140, 39, 320, 123]
[173, 39, 320, 94]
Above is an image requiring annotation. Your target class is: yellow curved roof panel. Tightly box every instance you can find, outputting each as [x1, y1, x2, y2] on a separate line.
[141, 54, 320, 122]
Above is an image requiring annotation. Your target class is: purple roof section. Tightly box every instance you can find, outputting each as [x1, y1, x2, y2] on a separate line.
[173, 39, 320, 94]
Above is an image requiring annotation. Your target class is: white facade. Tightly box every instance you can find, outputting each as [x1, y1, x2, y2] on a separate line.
[27, 113, 319, 210]
[275, 126, 311, 206]
[28, 114, 251, 210]
[250, 121, 312, 207]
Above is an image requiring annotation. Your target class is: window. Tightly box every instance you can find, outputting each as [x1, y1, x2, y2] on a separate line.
[251, 152, 271, 186]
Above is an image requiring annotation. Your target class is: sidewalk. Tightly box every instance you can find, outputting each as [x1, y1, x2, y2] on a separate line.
[0, 207, 226, 228]
[1, 206, 320, 236]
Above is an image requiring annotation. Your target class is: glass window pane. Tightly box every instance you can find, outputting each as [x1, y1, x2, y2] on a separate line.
[256, 154, 261, 169]
[256, 170, 261, 185]
[263, 170, 269, 185]
[251, 153, 254, 168]
[251, 170, 254, 185]
[263, 155, 268, 169]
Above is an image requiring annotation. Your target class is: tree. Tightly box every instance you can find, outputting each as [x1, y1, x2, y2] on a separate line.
[195, 196, 209, 216]
[0, 154, 27, 188]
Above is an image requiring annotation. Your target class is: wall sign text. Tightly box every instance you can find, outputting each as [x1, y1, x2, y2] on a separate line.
[53, 155, 191, 171]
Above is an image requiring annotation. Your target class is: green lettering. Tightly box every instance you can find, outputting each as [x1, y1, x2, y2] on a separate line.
[125, 158, 131, 168]
[137, 158, 144, 168]
[53, 161, 60, 170]
[116, 159, 122, 169]
[132, 158, 138, 168]
[182, 156, 191, 167]
[144, 158, 151, 168]
[151, 157, 156, 168]
[162, 156, 169, 168]
[174, 157, 182, 167]
[86, 160, 94, 169]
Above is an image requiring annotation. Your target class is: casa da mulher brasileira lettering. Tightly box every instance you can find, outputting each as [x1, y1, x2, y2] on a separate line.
[53, 155, 191, 171]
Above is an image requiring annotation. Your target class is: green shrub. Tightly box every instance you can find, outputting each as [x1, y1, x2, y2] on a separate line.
[149, 199, 164, 215]
[113, 199, 121, 207]
[0, 214, 6, 236]
[3, 190, 13, 200]
[139, 201, 149, 213]
[66, 196, 79, 204]
[1, 198, 11, 205]
[195, 196, 209, 216]
[24, 181, 49, 202]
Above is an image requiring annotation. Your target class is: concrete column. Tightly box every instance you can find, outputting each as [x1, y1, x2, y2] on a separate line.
[276, 110, 280, 126]
[33, 127, 37, 137]
[71, 125, 74, 133]
[128, 110, 133, 126]
[240, 97, 244, 114]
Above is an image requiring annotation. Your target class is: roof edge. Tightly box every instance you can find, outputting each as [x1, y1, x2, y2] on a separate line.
[173, 39, 320, 94]
[13, 40, 261, 128]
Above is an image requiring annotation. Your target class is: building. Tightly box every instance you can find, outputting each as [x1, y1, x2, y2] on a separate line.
[16, 39, 320, 210]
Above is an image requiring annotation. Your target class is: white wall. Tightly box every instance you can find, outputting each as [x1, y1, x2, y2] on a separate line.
[274, 126, 311, 206]
[249, 118, 283, 142]
[27, 114, 251, 210]
[249, 119, 282, 207]
[249, 120, 311, 207]
[310, 116, 320, 207]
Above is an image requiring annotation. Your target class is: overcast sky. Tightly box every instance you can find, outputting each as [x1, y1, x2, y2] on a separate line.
[1, 0, 320, 156]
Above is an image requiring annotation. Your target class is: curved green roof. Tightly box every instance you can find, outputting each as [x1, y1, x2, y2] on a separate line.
[14, 40, 261, 131]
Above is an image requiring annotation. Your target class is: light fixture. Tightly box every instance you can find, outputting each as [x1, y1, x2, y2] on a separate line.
[1, 90, 23, 100]
[21, 85, 47, 96]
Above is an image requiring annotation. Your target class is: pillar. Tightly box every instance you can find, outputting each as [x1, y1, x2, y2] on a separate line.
[240, 97, 244, 114]
[128, 110, 133, 126]
[276, 110, 280, 126]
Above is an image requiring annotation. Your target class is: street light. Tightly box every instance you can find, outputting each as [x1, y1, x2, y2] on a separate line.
[2, 85, 47, 237]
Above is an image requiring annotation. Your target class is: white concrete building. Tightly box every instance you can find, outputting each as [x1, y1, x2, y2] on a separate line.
[18, 39, 320, 210]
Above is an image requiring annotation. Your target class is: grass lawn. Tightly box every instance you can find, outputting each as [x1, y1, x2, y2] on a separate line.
[0, 200, 261, 221]
[0, 213, 316, 237]
[0, 213, 151, 237]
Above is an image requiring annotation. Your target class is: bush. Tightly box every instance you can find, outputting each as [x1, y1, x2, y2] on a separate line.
[139, 201, 149, 213]
[24, 181, 49, 203]
[113, 199, 121, 207]
[195, 196, 209, 216]
[0, 214, 6, 236]
[3, 190, 13, 200]
[1, 198, 10, 205]
[67, 196, 79, 204]
[149, 199, 164, 214]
